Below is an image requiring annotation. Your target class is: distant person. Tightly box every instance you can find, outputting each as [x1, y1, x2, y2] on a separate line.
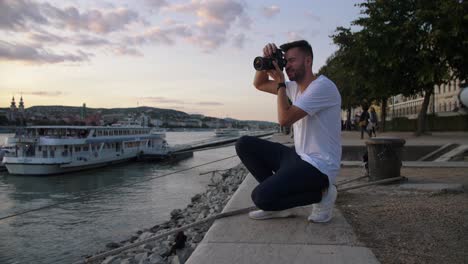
[359, 107, 370, 139]
[354, 113, 360, 131]
[236, 40, 342, 223]
[368, 107, 378, 137]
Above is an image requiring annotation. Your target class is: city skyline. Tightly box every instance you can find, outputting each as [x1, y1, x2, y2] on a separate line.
[0, 0, 362, 122]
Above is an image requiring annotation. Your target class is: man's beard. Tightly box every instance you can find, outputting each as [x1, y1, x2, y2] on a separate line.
[287, 65, 306, 82]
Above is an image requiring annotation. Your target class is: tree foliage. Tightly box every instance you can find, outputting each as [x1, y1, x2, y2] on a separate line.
[322, 0, 467, 135]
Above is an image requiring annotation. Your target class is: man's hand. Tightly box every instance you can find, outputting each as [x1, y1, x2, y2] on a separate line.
[267, 61, 285, 84]
[253, 42, 284, 95]
[263, 43, 279, 57]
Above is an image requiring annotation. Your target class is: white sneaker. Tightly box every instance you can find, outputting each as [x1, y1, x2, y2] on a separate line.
[248, 209, 295, 220]
[308, 185, 337, 223]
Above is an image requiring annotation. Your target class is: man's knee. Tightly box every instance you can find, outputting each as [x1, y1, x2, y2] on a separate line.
[235, 135, 254, 155]
[251, 185, 275, 211]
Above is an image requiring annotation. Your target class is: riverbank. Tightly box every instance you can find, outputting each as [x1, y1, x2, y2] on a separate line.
[84, 162, 248, 264]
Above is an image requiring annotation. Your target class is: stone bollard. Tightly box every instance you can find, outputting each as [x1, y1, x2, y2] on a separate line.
[365, 137, 406, 181]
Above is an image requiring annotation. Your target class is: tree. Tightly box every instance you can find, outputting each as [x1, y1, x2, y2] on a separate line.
[325, 27, 392, 130]
[350, 0, 467, 135]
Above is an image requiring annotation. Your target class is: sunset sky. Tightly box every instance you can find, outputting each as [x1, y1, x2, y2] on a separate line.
[0, 0, 361, 122]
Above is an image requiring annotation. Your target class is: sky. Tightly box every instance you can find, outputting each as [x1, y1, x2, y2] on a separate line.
[0, 0, 363, 122]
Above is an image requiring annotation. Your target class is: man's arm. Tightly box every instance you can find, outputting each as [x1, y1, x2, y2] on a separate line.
[268, 61, 307, 126]
[277, 87, 307, 126]
[253, 70, 278, 95]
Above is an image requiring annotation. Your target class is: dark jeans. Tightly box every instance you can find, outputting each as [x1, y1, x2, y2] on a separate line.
[235, 136, 329, 211]
[361, 125, 371, 139]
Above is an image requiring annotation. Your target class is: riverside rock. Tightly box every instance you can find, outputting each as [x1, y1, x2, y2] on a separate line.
[191, 194, 201, 202]
[105, 242, 121, 249]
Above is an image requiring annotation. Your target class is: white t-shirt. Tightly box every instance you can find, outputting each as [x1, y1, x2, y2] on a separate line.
[285, 75, 342, 184]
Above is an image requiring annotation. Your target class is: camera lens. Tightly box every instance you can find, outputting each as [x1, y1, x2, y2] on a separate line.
[253, 57, 265, 71]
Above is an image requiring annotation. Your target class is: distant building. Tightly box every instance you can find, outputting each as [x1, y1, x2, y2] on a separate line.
[7, 96, 26, 124]
[102, 113, 125, 124]
[387, 79, 463, 119]
[341, 79, 465, 123]
[184, 119, 202, 127]
[151, 119, 163, 127]
[167, 120, 186, 127]
[81, 103, 87, 120]
[85, 112, 102, 126]
[202, 120, 219, 128]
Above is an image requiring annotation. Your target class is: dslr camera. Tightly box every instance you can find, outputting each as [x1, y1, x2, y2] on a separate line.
[253, 50, 286, 71]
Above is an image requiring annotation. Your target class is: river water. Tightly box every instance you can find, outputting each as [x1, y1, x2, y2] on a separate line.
[0, 131, 241, 264]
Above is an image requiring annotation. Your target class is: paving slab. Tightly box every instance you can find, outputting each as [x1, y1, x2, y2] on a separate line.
[341, 161, 468, 168]
[189, 243, 379, 264]
[400, 183, 464, 193]
[186, 174, 380, 264]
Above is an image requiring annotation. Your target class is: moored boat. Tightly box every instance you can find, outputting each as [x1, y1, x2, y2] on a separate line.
[2, 126, 169, 175]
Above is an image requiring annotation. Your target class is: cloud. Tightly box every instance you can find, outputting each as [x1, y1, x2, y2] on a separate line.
[139, 96, 186, 105]
[197, 101, 223, 106]
[127, 24, 192, 46]
[232, 33, 246, 49]
[73, 35, 111, 46]
[23, 91, 64, 96]
[0, 0, 48, 31]
[28, 31, 111, 46]
[28, 31, 66, 43]
[304, 11, 320, 22]
[0, 1, 146, 63]
[145, 0, 169, 11]
[0, 0, 140, 34]
[139, 97, 224, 107]
[113, 46, 143, 57]
[287, 31, 304, 42]
[0, 0, 251, 63]
[166, 0, 251, 51]
[0, 41, 91, 64]
[262, 5, 280, 18]
[44, 6, 140, 34]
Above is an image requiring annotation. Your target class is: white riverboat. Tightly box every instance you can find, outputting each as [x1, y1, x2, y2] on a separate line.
[2, 126, 169, 175]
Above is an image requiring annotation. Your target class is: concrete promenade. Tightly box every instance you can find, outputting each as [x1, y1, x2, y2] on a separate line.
[186, 131, 467, 264]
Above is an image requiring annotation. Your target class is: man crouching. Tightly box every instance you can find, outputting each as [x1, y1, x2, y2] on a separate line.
[236, 40, 342, 222]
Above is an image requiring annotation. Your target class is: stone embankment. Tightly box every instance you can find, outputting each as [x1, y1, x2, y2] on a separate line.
[91, 163, 248, 264]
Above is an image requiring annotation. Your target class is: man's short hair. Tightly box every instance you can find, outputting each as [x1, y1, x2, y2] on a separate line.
[280, 40, 313, 61]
